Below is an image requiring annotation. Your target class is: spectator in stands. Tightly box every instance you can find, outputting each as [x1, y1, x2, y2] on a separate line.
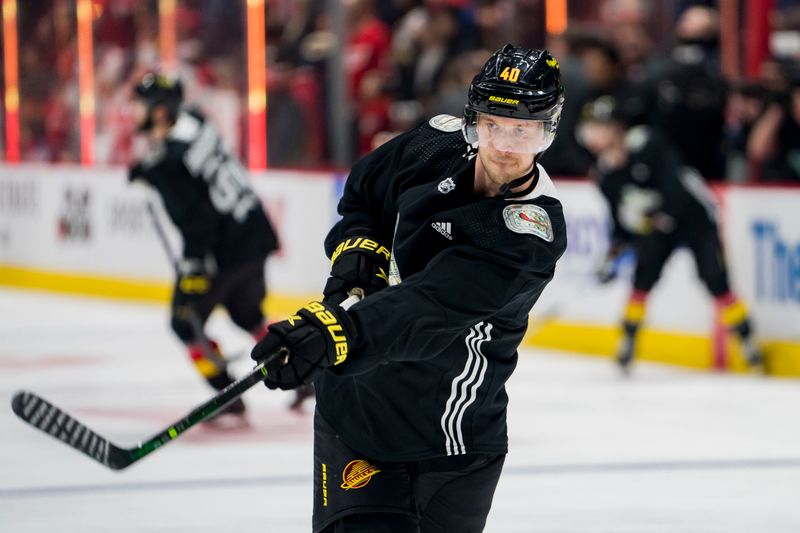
[574, 35, 648, 111]
[346, 0, 392, 104]
[609, 20, 669, 86]
[654, 5, 727, 180]
[355, 69, 393, 156]
[724, 81, 767, 182]
[542, 34, 651, 177]
[748, 78, 800, 183]
[392, 2, 478, 111]
[472, 0, 514, 51]
[265, 60, 314, 166]
[430, 48, 492, 117]
[537, 31, 593, 177]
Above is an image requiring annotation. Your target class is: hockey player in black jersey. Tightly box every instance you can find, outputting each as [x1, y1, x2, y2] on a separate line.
[577, 95, 763, 373]
[128, 73, 279, 417]
[251, 45, 568, 531]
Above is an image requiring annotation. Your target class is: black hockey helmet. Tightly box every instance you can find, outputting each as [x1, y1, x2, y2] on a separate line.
[579, 95, 624, 124]
[575, 95, 630, 153]
[463, 44, 565, 154]
[578, 94, 648, 127]
[133, 72, 183, 129]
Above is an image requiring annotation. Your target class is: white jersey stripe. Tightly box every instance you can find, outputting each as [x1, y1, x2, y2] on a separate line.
[454, 323, 492, 455]
[440, 322, 492, 456]
[440, 324, 481, 456]
[447, 326, 485, 454]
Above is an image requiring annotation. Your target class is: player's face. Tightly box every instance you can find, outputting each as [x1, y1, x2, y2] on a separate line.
[475, 114, 538, 185]
[576, 121, 620, 155]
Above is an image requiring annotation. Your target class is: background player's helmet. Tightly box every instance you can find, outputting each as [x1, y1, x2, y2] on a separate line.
[579, 94, 647, 127]
[134, 72, 184, 130]
[575, 96, 632, 155]
[579, 95, 627, 125]
[463, 44, 565, 154]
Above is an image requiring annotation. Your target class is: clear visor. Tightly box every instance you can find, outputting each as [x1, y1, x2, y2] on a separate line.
[464, 112, 558, 154]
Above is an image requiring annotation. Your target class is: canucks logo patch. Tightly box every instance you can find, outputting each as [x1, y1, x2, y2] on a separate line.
[340, 460, 381, 490]
[502, 204, 554, 242]
[428, 114, 462, 133]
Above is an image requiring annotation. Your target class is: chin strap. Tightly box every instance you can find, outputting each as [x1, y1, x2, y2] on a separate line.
[499, 164, 539, 198]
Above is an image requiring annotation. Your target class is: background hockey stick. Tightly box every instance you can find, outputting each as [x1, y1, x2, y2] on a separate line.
[10, 292, 363, 471]
[144, 200, 229, 368]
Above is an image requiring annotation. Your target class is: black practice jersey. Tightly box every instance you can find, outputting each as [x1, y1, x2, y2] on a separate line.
[316, 115, 568, 462]
[596, 126, 719, 246]
[131, 109, 278, 268]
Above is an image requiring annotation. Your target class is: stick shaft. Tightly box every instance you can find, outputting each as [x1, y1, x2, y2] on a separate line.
[126, 362, 268, 464]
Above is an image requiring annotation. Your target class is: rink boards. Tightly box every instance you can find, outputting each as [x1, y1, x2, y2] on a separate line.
[0, 164, 798, 375]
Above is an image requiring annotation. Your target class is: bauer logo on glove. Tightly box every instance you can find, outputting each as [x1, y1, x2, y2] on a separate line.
[302, 301, 350, 364]
[324, 236, 391, 305]
[329, 237, 391, 264]
[251, 300, 357, 390]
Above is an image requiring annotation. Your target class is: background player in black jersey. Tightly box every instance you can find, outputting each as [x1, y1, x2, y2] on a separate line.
[128, 73, 279, 418]
[251, 45, 568, 532]
[577, 95, 763, 373]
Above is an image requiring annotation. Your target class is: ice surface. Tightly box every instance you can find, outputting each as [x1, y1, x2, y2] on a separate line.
[1, 288, 798, 532]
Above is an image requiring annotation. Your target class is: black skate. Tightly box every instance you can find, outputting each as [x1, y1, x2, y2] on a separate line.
[204, 397, 249, 429]
[616, 337, 635, 374]
[741, 339, 765, 372]
[204, 373, 249, 427]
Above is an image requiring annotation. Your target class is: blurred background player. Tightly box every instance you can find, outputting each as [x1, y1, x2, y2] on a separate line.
[577, 95, 763, 373]
[251, 44, 567, 532]
[128, 72, 279, 417]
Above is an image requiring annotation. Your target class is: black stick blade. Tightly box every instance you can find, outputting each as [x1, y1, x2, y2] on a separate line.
[11, 390, 129, 470]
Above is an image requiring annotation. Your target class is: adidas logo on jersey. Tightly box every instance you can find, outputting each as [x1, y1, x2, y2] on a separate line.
[431, 221, 453, 240]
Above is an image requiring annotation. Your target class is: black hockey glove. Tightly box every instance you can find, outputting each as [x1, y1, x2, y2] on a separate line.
[595, 257, 618, 284]
[323, 236, 391, 305]
[251, 301, 357, 390]
[173, 258, 212, 315]
[595, 243, 627, 284]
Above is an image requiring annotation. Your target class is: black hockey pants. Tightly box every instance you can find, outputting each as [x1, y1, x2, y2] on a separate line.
[313, 411, 505, 533]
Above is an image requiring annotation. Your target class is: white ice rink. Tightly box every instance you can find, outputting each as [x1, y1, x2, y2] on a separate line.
[1, 287, 799, 532]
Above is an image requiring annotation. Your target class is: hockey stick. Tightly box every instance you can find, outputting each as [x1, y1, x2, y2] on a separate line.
[11, 361, 271, 471]
[144, 200, 229, 368]
[11, 292, 363, 471]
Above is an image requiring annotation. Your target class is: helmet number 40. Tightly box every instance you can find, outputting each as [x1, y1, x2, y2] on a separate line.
[499, 67, 521, 83]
